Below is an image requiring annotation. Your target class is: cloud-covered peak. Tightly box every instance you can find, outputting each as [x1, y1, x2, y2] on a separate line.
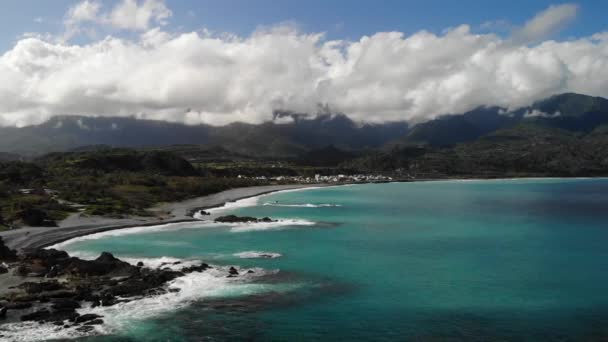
[1, 2, 607, 127]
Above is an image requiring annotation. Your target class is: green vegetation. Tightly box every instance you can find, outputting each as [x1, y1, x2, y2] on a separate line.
[0, 150, 262, 229]
[346, 123, 608, 178]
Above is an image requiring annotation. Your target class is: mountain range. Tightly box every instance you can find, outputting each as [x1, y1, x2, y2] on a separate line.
[1, 93, 608, 161]
[0, 113, 408, 158]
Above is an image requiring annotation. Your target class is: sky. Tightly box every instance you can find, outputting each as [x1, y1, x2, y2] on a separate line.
[1, 0, 608, 127]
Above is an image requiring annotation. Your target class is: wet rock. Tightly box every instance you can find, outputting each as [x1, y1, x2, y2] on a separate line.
[181, 263, 209, 273]
[229, 267, 239, 275]
[48, 309, 79, 322]
[14, 265, 31, 277]
[21, 309, 51, 321]
[22, 248, 69, 264]
[215, 215, 276, 223]
[4, 301, 32, 309]
[3, 246, 210, 327]
[0, 306, 7, 319]
[51, 298, 81, 311]
[136, 261, 144, 267]
[0, 265, 8, 274]
[75, 313, 102, 323]
[0, 237, 18, 261]
[57, 252, 138, 277]
[247, 270, 255, 274]
[76, 325, 95, 333]
[18, 281, 64, 294]
[84, 318, 104, 325]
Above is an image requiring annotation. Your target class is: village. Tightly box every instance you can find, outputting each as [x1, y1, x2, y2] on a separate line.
[242, 173, 394, 183]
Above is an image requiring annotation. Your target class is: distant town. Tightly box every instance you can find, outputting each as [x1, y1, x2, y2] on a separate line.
[240, 174, 394, 183]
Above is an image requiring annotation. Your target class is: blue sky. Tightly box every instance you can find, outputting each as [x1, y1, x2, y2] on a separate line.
[2, 0, 607, 50]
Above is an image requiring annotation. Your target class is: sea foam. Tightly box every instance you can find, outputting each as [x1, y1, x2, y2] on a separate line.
[234, 251, 283, 259]
[0, 258, 288, 341]
[228, 219, 316, 233]
[263, 202, 341, 208]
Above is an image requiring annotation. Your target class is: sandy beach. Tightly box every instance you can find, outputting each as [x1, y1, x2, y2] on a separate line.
[0, 184, 322, 251]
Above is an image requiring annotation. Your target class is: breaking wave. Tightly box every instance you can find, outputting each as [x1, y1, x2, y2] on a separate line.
[227, 219, 317, 233]
[263, 202, 341, 208]
[234, 251, 283, 259]
[0, 257, 294, 341]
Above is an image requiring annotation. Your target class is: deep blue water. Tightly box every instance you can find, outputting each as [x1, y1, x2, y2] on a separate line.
[41, 179, 608, 341]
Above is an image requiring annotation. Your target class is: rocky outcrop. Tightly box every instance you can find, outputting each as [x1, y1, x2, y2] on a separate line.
[0, 239, 247, 333]
[215, 215, 276, 223]
[0, 237, 18, 261]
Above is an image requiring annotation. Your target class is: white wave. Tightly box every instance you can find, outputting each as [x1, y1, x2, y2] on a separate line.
[48, 221, 220, 250]
[46, 252, 213, 272]
[234, 251, 282, 259]
[205, 196, 260, 214]
[263, 202, 341, 208]
[0, 260, 293, 341]
[205, 186, 334, 215]
[228, 219, 316, 233]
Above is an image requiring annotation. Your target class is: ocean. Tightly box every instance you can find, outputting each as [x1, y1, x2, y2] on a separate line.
[7, 179, 608, 341]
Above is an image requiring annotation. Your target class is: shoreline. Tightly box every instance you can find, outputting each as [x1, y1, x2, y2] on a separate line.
[1, 176, 603, 251]
[0, 184, 328, 251]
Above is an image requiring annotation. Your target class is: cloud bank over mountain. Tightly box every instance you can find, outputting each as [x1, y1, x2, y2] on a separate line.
[1, 1, 607, 127]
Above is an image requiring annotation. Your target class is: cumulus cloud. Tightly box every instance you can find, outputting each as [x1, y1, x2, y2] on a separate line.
[107, 0, 172, 30]
[1, 2, 608, 127]
[63, 0, 171, 40]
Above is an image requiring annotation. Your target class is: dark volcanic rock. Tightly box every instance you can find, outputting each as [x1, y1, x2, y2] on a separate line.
[21, 309, 51, 321]
[229, 267, 239, 275]
[47, 309, 79, 322]
[75, 313, 102, 323]
[0, 237, 18, 261]
[51, 298, 81, 311]
[18, 281, 65, 294]
[0, 306, 6, 319]
[215, 215, 277, 223]
[58, 252, 138, 277]
[4, 301, 33, 309]
[85, 318, 104, 325]
[181, 263, 209, 273]
[0, 266, 8, 274]
[3, 246, 215, 332]
[76, 325, 95, 333]
[23, 248, 69, 262]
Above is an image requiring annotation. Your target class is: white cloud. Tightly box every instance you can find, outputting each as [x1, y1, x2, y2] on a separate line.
[524, 109, 561, 118]
[1, 3, 608, 127]
[513, 3, 579, 43]
[108, 0, 172, 31]
[63, 0, 171, 40]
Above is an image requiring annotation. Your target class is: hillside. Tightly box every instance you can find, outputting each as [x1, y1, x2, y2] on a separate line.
[349, 122, 608, 177]
[0, 113, 408, 158]
[396, 93, 608, 147]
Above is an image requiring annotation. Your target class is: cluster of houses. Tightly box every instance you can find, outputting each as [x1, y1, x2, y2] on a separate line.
[240, 174, 393, 183]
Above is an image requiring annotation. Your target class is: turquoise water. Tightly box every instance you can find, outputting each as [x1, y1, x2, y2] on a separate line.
[50, 179, 608, 340]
